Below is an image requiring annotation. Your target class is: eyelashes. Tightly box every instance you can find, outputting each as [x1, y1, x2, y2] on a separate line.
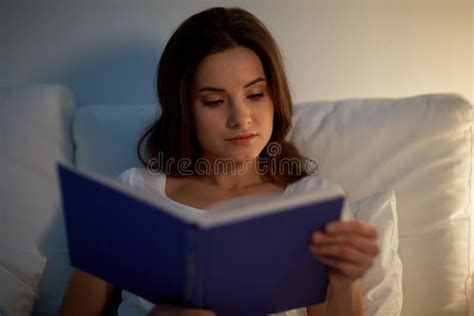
[204, 93, 264, 107]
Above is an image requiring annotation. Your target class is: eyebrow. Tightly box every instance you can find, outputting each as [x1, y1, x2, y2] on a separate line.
[197, 77, 266, 93]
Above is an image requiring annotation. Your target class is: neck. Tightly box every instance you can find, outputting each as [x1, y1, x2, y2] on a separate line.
[195, 158, 266, 191]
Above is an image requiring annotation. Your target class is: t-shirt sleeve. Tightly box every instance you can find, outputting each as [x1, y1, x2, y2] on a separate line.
[305, 175, 354, 221]
[116, 167, 136, 186]
[325, 178, 353, 221]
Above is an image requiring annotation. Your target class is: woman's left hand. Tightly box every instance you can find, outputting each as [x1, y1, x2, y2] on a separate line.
[308, 220, 380, 288]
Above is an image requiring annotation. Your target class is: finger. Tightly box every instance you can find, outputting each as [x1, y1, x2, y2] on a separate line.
[309, 243, 375, 267]
[310, 232, 380, 256]
[324, 220, 379, 239]
[316, 255, 367, 280]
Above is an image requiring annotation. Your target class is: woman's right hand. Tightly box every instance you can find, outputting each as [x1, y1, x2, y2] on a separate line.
[147, 305, 216, 316]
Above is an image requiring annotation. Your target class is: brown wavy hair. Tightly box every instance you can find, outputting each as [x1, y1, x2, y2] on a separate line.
[137, 6, 314, 185]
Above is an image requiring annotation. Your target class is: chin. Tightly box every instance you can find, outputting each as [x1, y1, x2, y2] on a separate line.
[232, 152, 262, 164]
[206, 144, 265, 165]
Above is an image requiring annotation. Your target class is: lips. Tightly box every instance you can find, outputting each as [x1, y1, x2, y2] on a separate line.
[226, 132, 258, 141]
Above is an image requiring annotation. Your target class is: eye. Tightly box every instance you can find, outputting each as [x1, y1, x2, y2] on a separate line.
[203, 93, 264, 107]
[249, 93, 264, 101]
[203, 100, 224, 107]
[248, 93, 264, 101]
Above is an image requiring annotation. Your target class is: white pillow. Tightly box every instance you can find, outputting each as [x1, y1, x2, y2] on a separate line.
[290, 93, 472, 315]
[0, 242, 47, 316]
[0, 84, 75, 316]
[343, 189, 403, 316]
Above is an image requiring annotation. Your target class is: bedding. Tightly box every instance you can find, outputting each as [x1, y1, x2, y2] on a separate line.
[0, 242, 47, 316]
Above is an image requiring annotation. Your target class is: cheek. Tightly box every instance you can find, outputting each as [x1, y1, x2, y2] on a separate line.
[192, 104, 208, 129]
[194, 112, 221, 130]
[263, 102, 275, 128]
[193, 110, 223, 144]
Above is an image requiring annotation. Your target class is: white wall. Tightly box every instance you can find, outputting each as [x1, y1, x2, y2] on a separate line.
[1, 0, 472, 106]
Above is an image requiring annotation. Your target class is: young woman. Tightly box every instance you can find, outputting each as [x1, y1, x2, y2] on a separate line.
[58, 7, 380, 316]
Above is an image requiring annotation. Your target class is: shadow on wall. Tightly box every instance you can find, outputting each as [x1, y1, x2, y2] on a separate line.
[50, 40, 162, 107]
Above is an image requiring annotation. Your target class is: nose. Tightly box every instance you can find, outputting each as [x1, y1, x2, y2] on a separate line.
[226, 98, 251, 129]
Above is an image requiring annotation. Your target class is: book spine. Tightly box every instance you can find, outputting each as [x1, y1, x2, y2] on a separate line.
[183, 224, 203, 306]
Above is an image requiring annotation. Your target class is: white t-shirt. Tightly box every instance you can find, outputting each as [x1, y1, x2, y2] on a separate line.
[116, 167, 354, 316]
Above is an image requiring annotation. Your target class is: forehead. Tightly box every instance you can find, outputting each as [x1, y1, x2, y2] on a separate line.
[192, 46, 265, 89]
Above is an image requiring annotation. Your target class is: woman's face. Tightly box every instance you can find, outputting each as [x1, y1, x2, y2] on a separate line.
[190, 46, 274, 165]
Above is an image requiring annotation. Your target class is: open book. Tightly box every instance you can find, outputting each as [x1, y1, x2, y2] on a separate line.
[57, 163, 345, 316]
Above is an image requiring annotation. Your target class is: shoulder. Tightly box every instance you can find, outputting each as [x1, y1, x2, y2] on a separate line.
[288, 174, 345, 195]
[289, 174, 352, 220]
[117, 167, 164, 187]
[117, 167, 139, 185]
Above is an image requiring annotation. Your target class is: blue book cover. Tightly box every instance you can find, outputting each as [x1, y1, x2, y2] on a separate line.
[57, 163, 344, 315]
